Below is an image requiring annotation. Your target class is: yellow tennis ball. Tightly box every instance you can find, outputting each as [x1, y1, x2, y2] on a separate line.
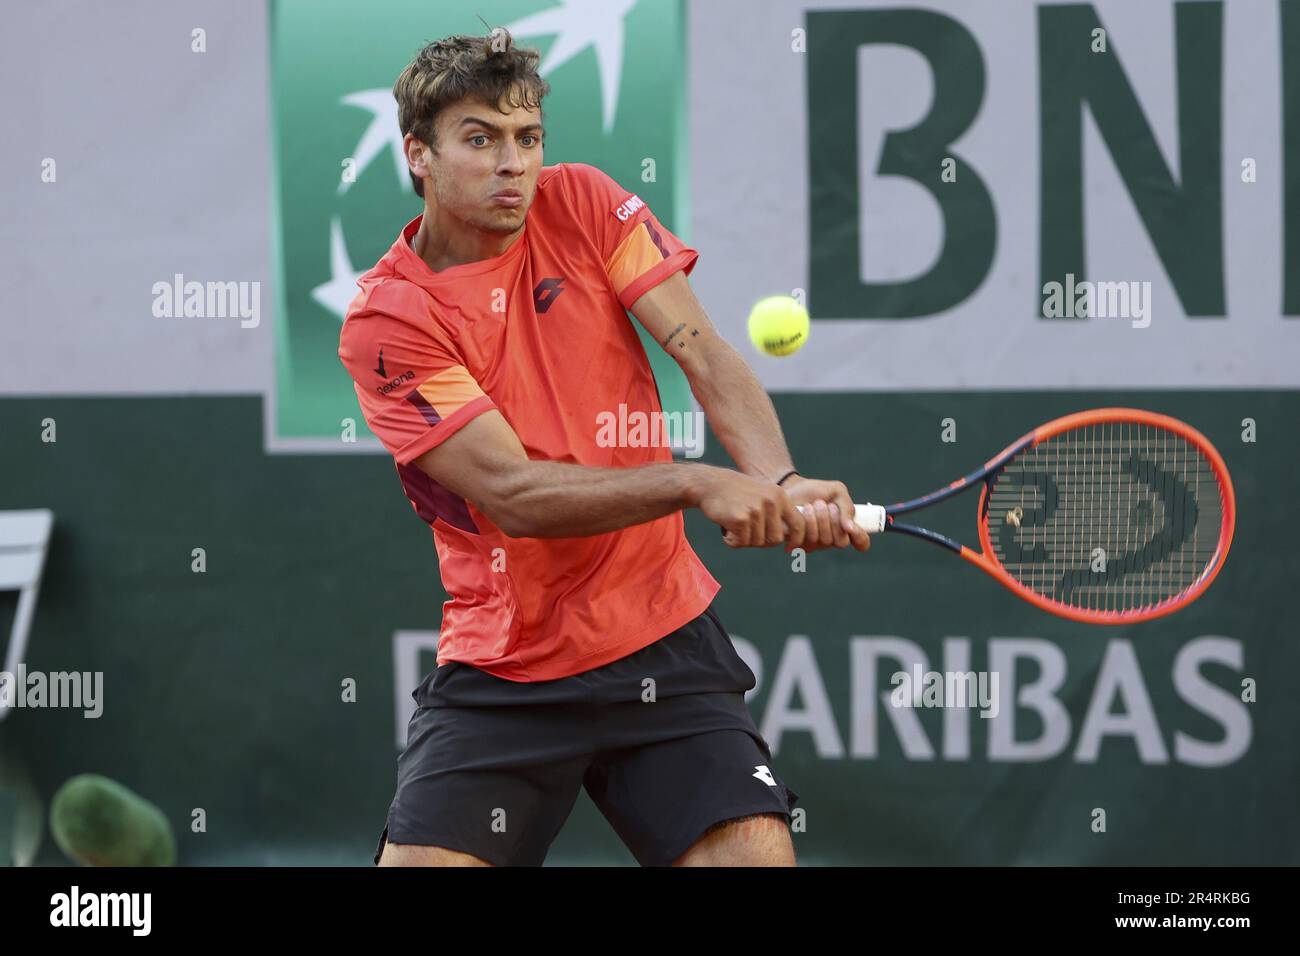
[747, 295, 809, 357]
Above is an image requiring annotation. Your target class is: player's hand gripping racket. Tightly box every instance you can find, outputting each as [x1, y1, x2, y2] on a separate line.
[796, 408, 1234, 625]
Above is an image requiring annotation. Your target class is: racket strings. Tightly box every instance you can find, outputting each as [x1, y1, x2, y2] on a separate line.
[986, 422, 1225, 614]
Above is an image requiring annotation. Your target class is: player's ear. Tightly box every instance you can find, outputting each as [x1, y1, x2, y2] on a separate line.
[405, 133, 432, 180]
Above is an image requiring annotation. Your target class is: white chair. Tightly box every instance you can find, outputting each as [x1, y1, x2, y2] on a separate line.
[0, 509, 54, 721]
[0, 509, 52, 865]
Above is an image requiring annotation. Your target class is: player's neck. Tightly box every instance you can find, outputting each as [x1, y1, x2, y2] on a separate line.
[413, 207, 523, 273]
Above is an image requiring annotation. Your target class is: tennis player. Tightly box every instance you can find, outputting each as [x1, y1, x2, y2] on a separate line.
[338, 30, 871, 867]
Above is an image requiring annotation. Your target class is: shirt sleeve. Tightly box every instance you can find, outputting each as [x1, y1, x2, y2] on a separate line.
[561, 163, 699, 309]
[338, 308, 497, 465]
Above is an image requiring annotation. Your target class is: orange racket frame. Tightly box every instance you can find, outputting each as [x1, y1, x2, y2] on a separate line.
[857, 408, 1236, 625]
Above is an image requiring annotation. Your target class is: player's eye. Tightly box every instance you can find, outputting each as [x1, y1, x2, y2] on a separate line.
[469, 134, 490, 147]
[520, 134, 540, 147]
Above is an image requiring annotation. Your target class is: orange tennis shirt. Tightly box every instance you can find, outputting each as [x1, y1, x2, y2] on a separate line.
[338, 163, 720, 682]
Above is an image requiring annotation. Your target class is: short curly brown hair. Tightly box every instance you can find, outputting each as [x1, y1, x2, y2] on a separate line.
[392, 29, 550, 198]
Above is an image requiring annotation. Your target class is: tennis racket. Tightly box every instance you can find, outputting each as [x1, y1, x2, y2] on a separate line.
[797, 408, 1235, 625]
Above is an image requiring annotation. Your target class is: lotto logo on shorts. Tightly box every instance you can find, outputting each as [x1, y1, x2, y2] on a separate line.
[752, 765, 776, 786]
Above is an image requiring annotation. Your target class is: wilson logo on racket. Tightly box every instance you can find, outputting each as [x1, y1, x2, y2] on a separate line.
[839, 409, 1235, 625]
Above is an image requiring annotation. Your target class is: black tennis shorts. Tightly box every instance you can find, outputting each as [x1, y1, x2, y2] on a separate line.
[375, 602, 799, 866]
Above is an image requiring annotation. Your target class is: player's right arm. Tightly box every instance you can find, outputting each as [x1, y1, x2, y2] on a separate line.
[339, 304, 803, 547]
[409, 408, 805, 547]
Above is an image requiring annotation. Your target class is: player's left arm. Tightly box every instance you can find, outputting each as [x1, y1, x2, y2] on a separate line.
[628, 272, 869, 553]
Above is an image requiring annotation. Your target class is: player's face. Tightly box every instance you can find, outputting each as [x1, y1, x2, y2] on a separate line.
[427, 96, 544, 235]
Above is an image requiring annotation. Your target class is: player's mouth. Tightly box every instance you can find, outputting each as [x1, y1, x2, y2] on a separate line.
[490, 189, 524, 208]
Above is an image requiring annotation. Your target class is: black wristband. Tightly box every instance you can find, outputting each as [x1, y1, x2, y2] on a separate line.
[775, 470, 799, 487]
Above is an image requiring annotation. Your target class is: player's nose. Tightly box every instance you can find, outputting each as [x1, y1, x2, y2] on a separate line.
[496, 141, 526, 176]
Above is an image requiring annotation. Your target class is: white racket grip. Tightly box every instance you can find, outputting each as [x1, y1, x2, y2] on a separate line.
[794, 502, 886, 533]
[852, 503, 886, 534]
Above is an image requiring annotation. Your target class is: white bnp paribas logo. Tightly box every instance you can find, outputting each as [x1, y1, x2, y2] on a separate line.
[311, 0, 640, 322]
[508, 0, 637, 134]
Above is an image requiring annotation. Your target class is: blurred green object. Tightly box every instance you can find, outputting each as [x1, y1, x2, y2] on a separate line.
[0, 734, 44, 866]
[0, 789, 15, 864]
[50, 774, 176, 867]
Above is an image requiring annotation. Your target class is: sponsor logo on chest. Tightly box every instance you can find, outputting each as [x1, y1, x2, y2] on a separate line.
[613, 195, 645, 221]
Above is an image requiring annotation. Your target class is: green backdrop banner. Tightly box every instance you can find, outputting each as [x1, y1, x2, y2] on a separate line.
[2, 392, 1291, 865]
[269, 0, 696, 453]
